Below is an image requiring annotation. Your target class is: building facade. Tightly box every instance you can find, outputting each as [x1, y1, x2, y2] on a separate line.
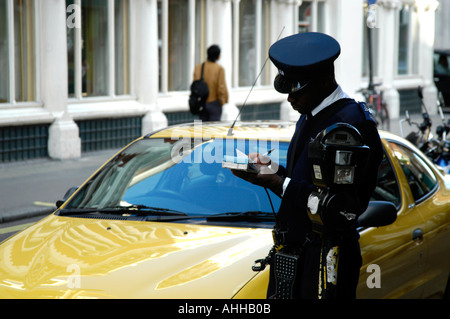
[435, 0, 450, 49]
[0, 0, 440, 162]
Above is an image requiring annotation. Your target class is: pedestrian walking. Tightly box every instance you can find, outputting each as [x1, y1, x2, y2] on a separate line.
[192, 45, 229, 121]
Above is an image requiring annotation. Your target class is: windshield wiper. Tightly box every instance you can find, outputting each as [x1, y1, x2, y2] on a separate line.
[58, 205, 187, 217]
[206, 211, 275, 222]
[144, 211, 276, 223]
[114, 204, 187, 216]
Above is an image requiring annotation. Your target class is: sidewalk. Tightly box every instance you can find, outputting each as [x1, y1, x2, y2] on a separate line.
[0, 112, 446, 224]
[0, 149, 119, 224]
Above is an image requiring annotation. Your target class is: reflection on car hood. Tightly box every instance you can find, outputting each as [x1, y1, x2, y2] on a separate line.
[0, 215, 273, 298]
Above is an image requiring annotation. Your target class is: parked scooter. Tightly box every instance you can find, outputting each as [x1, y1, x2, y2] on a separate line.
[400, 87, 450, 173]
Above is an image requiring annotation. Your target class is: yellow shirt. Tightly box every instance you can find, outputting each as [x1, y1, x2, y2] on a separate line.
[193, 61, 229, 106]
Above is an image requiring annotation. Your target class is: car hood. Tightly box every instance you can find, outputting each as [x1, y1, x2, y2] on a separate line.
[0, 215, 273, 299]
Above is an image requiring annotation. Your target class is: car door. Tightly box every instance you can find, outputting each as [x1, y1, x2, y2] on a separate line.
[403, 147, 450, 298]
[357, 140, 429, 298]
[419, 187, 450, 298]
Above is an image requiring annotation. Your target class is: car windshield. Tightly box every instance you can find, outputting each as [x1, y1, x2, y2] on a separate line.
[64, 137, 288, 218]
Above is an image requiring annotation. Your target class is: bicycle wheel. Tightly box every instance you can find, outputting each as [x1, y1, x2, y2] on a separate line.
[375, 103, 390, 131]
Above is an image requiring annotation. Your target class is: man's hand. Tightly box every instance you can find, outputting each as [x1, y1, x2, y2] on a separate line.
[231, 153, 284, 196]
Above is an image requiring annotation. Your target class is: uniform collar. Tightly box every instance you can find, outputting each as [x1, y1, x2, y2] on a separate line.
[309, 85, 350, 118]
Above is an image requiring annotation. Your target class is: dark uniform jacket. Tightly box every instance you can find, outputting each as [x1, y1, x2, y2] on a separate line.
[276, 97, 383, 246]
[268, 95, 383, 299]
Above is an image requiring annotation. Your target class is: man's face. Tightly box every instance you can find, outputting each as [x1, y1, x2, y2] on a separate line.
[287, 80, 325, 114]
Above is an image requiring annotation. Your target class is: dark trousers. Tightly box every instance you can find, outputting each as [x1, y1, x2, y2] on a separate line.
[267, 237, 362, 299]
[199, 100, 222, 121]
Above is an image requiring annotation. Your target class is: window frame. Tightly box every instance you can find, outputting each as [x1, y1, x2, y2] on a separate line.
[67, 0, 132, 101]
[388, 140, 439, 204]
[371, 148, 402, 210]
[0, 0, 38, 106]
[232, 0, 273, 89]
[298, 0, 327, 34]
[396, 4, 419, 77]
[158, 0, 199, 93]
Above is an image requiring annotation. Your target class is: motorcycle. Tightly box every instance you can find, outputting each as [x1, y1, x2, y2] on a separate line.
[433, 92, 450, 171]
[400, 87, 450, 173]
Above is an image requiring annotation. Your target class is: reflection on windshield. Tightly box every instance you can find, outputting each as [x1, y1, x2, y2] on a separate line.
[66, 138, 289, 216]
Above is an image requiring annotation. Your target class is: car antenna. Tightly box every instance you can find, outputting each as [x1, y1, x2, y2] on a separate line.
[227, 27, 285, 137]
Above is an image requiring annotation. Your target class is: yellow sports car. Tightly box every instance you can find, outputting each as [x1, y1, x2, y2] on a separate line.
[0, 121, 448, 299]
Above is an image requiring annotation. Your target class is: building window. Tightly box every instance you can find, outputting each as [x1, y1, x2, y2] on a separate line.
[114, 0, 130, 95]
[168, 0, 190, 91]
[158, 0, 198, 93]
[397, 5, 418, 76]
[234, 0, 272, 88]
[260, 0, 271, 86]
[83, 0, 109, 96]
[0, 0, 36, 104]
[158, 0, 273, 92]
[398, 6, 409, 75]
[238, 0, 256, 87]
[298, 0, 326, 33]
[67, 0, 130, 99]
[158, 0, 164, 92]
[195, 0, 207, 65]
[0, 0, 8, 103]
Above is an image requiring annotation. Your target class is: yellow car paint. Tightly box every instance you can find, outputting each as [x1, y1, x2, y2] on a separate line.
[0, 124, 449, 299]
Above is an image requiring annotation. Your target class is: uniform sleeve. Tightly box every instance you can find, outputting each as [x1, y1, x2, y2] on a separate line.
[282, 178, 314, 208]
[355, 120, 384, 214]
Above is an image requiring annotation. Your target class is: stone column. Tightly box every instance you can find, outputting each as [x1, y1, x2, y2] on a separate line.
[134, 0, 168, 134]
[329, 0, 364, 95]
[40, 0, 81, 159]
[416, 0, 439, 114]
[273, 0, 301, 121]
[209, 0, 239, 121]
[378, 0, 401, 119]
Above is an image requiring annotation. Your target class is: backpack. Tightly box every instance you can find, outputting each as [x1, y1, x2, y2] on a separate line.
[188, 63, 209, 115]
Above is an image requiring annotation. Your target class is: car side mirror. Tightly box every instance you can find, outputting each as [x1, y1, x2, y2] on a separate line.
[358, 201, 397, 228]
[56, 186, 78, 208]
